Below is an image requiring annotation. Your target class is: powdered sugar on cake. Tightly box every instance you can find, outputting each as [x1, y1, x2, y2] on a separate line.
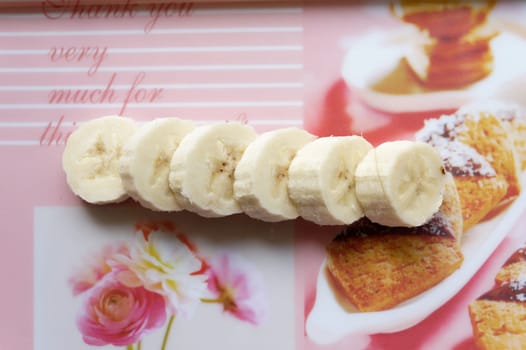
[416, 114, 466, 142]
[417, 133, 496, 177]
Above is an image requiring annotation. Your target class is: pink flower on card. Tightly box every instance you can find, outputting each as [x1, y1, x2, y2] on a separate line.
[206, 253, 267, 325]
[115, 230, 207, 318]
[69, 242, 130, 295]
[77, 272, 166, 346]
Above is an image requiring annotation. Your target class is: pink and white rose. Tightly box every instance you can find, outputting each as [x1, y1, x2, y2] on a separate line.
[114, 231, 207, 317]
[76, 272, 166, 346]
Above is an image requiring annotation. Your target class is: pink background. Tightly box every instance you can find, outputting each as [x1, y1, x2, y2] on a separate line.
[0, 1, 525, 349]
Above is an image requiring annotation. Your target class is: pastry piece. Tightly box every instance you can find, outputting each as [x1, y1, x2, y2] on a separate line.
[417, 111, 521, 209]
[459, 102, 526, 170]
[469, 245, 526, 349]
[501, 112, 526, 171]
[441, 171, 465, 241]
[326, 173, 463, 312]
[421, 135, 507, 231]
[496, 246, 526, 285]
[469, 298, 526, 350]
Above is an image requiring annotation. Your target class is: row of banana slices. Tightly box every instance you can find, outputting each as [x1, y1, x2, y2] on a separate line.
[62, 116, 447, 227]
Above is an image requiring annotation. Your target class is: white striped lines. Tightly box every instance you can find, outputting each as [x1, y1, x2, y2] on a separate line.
[195, 7, 303, 15]
[0, 101, 303, 109]
[0, 140, 40, 146]
[0, 26, 303, 36]
[0, 118, 304, 146]
[0, 45, 302, 55]
[0, 82, 304, 91]
[0, 122, 52, 127]
[0, 64, 303, 73]
[0, 119, 303, 128]
[0, 5, 304, 147]
[242, 119, 302, 126]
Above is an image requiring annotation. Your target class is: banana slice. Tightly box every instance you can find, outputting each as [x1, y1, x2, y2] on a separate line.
[62, 115, 137, 204]
[169, 122, 257, 217]
[355, 140, 446, 227]
[119, 118, 195, 211]
[288, 136, 373, 225]
[234, 128, 316, 222]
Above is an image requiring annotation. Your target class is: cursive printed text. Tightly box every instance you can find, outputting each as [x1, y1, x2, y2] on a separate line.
[49, 46, 108, 76]
[48, 72, 164, 116]
[42, 0, 195, 33]
[40, 115, 76, 146]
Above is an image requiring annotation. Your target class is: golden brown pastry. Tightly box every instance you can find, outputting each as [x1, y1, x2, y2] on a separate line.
[326, 173, 463, 312]
[458, 103, 526, 171]
[469, 245, 526, 349]
[417, 111, 521, 219]
[420, 135, 507, 231]
[500, 116, 526, 171]
[496, 247, 526, 285]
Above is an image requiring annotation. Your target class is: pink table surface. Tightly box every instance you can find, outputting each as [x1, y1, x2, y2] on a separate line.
[1, 1, 526, 349]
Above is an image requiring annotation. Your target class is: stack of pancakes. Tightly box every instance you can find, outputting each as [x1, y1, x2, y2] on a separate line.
[396, 0, 498, 89]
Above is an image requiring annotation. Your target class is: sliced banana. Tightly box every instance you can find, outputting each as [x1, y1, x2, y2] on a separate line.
[355, 140, 446, 227]
[169, 122, 257, 218]
[288, 136, 373, 225]
[62, 115, 137, 204]
[119, 118, 195, 211]
[234, 128, 316, 222]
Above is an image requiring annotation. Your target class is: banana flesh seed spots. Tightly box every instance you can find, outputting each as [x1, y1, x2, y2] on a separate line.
[273, 147, 296, 200]
[272, 165, 288, 199]
[82, 136, 118, 180]
[334, 167, 352, 206]
[209, 141, 237, 200]
[373, 148, 389, 204]
[150, 150, 170, 187]
[149, 138, 180, 187]
[399, 157, 419, 210]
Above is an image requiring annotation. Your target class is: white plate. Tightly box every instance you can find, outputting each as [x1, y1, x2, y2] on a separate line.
[306, 172, 526, 345]
[341, 29, 526, 113]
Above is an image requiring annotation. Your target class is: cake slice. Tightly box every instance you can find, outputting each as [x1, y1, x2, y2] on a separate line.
[417, 112, 520, 200]
[417, 111, 520, 221]
[496, 246, 526, 285]
[469, 245, 526, 349]
[459, 102, 526, 171]
[420, 135, 507, 231]
[326, 173, 463, 312]
[469, 297, 526, 350]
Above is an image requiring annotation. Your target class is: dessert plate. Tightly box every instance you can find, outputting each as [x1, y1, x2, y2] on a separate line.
[341, 29, 526, 113]
[306, 171, 526, 345]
